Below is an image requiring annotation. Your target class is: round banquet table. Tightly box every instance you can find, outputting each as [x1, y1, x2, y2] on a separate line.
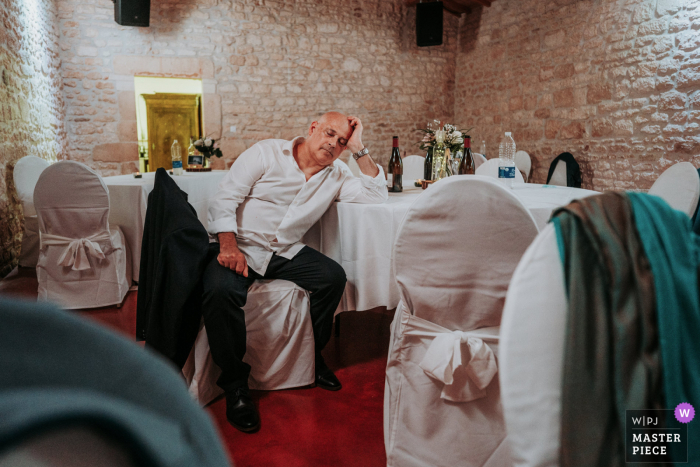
[302, 181, 598, 313]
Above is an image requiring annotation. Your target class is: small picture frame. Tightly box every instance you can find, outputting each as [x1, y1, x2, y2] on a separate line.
[188, 155, 204, 167]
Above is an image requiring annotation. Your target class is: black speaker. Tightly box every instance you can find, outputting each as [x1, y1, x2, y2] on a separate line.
[416, 1, 443, 47]
[114, 0, 150, 27]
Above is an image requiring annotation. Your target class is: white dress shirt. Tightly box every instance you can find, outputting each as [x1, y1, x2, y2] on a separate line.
[208, 137, 388, 275]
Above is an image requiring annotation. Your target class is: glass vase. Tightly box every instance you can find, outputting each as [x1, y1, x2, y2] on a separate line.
[432, 131, 447, 181]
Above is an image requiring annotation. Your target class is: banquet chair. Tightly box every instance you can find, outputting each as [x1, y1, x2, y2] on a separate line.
[183, 280, 315, 404]
[473, 152, 487, 170]
[546, 152, 581, 187]
[384, 175, 539, 467]
[475, 158, 526, 183]
[514, 150, 531, 182]
[548, 159, 567, 186]
[500, 192, 700, 465]
[498, 224, 565, 466]
[648, 161, 700, 217]
[34, 161, 130, 309]
[403, 155, 425, 180]
[13, 155, 50, 267]
[347, 155, 361, 176]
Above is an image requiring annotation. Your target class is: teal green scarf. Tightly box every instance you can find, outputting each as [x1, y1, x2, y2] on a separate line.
[628, 192, 700, 464]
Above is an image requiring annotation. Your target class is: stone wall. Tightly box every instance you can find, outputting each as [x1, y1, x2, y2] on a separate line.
[455, 0, 700, 190]
[0, 0, 65, 277]
[57, 0, 460, 174]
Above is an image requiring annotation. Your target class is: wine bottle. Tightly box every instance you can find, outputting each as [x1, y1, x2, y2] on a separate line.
[424, 148, 433, 181]
[388, 136, 403, 192]
[458, 136, 475, 175]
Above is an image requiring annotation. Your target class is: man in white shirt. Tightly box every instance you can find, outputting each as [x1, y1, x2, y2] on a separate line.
[204, 111, 387, 432]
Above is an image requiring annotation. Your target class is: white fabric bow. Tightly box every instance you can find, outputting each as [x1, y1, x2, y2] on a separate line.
[418, 330, 498, 402]
[40, 232, 112, 271]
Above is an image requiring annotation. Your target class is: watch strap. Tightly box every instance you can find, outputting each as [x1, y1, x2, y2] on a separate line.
[352, 147, 369, 160]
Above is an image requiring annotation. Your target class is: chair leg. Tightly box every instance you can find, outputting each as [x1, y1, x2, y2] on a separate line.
[334, 314, 341, 338]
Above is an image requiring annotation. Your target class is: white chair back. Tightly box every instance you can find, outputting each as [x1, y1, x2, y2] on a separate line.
[648, 162, 700, 216]
[475, 158, 525, 183]
[515, 150, 531, 182]
[472, 152, 487, 170]
[549, 159, 568, 186]
[403, 155, 425, 180]
[13, 156, 50, 217]
[346, 156, 361, 177]
[393, 175, 538, 331]
[499, 223, 568, 466]
[34, 161, 129, 309]
[34, 161, 111, 243]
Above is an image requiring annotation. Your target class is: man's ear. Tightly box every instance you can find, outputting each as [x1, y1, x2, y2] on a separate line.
[308, 121, 319, 137]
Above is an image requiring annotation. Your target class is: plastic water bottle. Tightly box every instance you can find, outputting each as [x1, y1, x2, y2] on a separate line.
[498, 132, 516, 188]
[171, 139, 183, 175]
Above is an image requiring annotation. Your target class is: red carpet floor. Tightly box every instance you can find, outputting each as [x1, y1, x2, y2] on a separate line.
[0, 267, 392, 467]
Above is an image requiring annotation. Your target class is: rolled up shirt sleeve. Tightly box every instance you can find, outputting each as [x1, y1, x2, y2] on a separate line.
[207, 145, 265, 236]
[336, 164, 388, 204]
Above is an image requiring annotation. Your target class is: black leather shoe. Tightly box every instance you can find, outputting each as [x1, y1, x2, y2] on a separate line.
[315, 367, 342, 391]
[225, 388, 260, 433]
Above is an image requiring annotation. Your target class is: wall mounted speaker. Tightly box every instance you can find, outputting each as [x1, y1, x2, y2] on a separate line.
[416, 1, 443, 47]
[114, 0, 150, 27]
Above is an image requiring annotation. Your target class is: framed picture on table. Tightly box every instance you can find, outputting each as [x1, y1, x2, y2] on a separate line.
[188, 155, 204, 167]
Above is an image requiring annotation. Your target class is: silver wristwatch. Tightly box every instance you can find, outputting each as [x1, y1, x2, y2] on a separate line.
[352, 147, 369, 160]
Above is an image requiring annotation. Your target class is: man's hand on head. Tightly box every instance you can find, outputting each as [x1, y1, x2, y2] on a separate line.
[217, 232, 249, 277]
[347, 116, 364, 154]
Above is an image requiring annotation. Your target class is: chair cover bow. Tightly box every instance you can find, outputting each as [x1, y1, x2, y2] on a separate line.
[40, 232, 112, 271]
[414, 328, 498, 402]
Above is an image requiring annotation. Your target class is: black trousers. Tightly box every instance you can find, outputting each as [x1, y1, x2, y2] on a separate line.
[201, 243, 347, 393]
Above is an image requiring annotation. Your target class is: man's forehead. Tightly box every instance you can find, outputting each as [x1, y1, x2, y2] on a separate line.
[321, 118, 351, 138]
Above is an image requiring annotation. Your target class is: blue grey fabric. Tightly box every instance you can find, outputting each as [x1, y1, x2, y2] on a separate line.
[0, 298, 230, 467]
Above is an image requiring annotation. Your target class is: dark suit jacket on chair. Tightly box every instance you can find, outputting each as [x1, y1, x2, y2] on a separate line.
[136, 168, 210, 369]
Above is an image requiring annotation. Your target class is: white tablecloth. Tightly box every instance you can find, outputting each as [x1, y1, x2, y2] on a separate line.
[303, 182, 597, 313]
[105, 171, 227, 281]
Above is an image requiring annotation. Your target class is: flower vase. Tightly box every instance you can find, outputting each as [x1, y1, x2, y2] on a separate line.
[432, 130, 447, 181]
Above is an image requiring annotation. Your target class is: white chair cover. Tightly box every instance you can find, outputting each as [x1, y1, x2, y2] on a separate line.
[183, 280, 315, 405]
[500, 224, 566, 466]
[13, 156, 50, 267]
[514, 151, 531, 182]
[34, 161, 130, 309]
[347, 156, 361, 177]
[475, 159, 525, 183]
[473, 153, 487, 170]
[385, 176, 539, 467]
[403, 155, 425, 181]
[549, 160, 568, 186]
[648, 161, 700, 217]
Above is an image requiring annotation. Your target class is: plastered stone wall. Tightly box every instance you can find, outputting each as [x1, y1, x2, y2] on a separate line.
[455, 0, 700, 190]
[57, 0, 460, 174]
[0, 0, 65, 277]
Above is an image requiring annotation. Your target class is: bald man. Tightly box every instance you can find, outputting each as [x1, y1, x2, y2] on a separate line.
[204, 112, 387, 432]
